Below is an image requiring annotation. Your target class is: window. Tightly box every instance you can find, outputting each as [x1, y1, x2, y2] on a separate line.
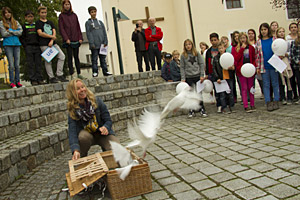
[225, 0, 243, 9]
[286, 0, 300, 19]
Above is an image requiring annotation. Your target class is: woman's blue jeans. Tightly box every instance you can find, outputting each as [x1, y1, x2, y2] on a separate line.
[262, 69, 280, 103]
[5, 46, 20, 84]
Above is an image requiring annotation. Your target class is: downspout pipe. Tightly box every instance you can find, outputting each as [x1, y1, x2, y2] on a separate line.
[187, 0, 196, 45]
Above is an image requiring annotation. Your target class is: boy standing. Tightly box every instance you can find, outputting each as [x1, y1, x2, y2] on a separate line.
[212, 42, 235, 113]
[85, 6, 112, 77]
[20, 10, 46, 85]
[36, 6, 67, 83]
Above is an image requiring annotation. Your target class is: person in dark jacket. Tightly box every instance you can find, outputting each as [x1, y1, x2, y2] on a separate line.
[161, 53, 172, 81]
[170, 50, 181, 81]
[20, 10, 46, 85]
[131, 20, 150, 72]
[59, 0, 83, 79]
[67, 78, 119, 160]
[212, 42, 235, 113]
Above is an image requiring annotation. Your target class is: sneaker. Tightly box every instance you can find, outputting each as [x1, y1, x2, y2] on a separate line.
[49, 77, 58, 83]
[267, 102, 273, 112]
[38, 80, 47, 85]
[16, 82, 24, 88]
[31, 81, 39, 86]
[92, 73, 98, 77]
[57, 76, 68, 82]
[103, 72, 112, 76]
[188, 110, 195, 118]
[245, 107, 252, 113]
[217, 106, 222, 113]
[282, 100, 287, 105]
[294, 99, 299, 104]
[287, 100, 292, 105]
[273, 101, 279, 110]
[77, 74, 84, 79]
[200, 108, 208, 117]
[221, 108, 227, 114]
[250, 106, 256, 112]
[10, 83, 17, 88]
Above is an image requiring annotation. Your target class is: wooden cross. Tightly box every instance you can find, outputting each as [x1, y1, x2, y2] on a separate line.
[132, 7, 164, 24]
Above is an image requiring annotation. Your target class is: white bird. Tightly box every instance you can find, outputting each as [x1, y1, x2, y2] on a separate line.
[109, 141, 139, 180]
[110, 141, 132, 168]
[126, 109, 162, 158]
[160, 89, 202, 120]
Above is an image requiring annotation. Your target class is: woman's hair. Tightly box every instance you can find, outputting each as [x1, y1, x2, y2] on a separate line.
[61, 0, 74, 13]
[247, 29, 257, 43]
[182, 39, 198, 58]
[1, 7, 18, 30]
[66, 79, 97, 120]
[235, 32, 250, 53]
[258, 23, 272, 39]
[231, 31, 240, 46]
[172, 50, 180, 56]
[270, 21, 279, 28]
[276, 27, 285, 39]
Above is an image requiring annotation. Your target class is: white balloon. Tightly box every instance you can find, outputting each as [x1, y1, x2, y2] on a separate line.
[272, 38, 288, 56]
[220, 52, 234, 70]
[176, 82, 190, 94]
[203, 80, 213, 93]
[241, 63, 256, 78]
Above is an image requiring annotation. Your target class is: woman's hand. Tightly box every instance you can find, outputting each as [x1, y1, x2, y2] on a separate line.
[241, 43, 247, 48]
[72, 150, 80, 160]
[256, 68, 261, 75]
[217, 79, 221, 84]
[200, 77, 205, 83]
[99, 126, 108, 135]
[66, 39, 71, 44]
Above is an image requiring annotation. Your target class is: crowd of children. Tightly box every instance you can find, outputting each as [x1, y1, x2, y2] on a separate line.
[0, 1, 112, 88]
[161, 20, 300, 116]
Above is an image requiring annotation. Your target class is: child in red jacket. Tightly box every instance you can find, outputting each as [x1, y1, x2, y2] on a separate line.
[232, 32, 256, 112]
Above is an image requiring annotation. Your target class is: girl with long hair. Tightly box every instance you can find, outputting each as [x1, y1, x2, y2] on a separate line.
[232, 32, 256, 112]
[248, 29, 257, 47]
[286, 22, 299, 103]
[0, 7, 23, 88]
[270, 21, 279, 37]
[59, 0, 83, 79]
[67, 78, 119, 160]
[255, 23, 279, 111]
[199, 41, 209, 57]
[180, 39, 207, 117]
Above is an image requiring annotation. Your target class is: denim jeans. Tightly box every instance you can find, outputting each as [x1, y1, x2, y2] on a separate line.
[261, 69, 280, 102]
[218, 79, 235, 109]
[5, 46, 20, 84]
[91, 49, 108, 74]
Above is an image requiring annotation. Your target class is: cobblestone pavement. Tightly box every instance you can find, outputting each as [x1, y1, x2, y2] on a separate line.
[1, 99, 300, 200]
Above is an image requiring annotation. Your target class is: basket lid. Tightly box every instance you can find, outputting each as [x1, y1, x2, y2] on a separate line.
[66, 153, 109, 197]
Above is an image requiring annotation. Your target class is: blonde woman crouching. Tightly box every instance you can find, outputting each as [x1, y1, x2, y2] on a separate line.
[66, 78, 119, 160]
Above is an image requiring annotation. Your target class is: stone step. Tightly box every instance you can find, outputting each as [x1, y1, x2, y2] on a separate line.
[0, 71, 164, 111]
[0, 82, 176, 141]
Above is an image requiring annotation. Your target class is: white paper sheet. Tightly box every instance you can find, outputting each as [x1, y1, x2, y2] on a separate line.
[213, 80, 230, 93]
[196, 80, 205, 93]
[41, 46, 59, 63]
[267, 54, 287, 73]
[99, 44, 108, 55]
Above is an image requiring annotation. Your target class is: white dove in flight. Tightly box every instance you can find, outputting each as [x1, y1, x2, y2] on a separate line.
[160, 89, 202, 120]
[126, 109, 162, 158]
[109, 141, 139, 180]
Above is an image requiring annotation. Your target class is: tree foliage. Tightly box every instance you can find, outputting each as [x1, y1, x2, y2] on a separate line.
[0, 0, 68, 81]
[270, 0, 300, 19]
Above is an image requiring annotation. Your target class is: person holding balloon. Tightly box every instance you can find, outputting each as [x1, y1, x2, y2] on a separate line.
[232, 32, 256, 112]
[255, 23, 280, 112]
[276, 27, 293, 105]
[212, 42, 235, 113]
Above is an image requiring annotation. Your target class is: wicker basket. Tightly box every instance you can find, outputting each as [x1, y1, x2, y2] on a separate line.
[101, 150, 152, 200]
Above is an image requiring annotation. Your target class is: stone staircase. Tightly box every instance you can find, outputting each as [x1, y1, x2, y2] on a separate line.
[0, 71, 179, 192]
